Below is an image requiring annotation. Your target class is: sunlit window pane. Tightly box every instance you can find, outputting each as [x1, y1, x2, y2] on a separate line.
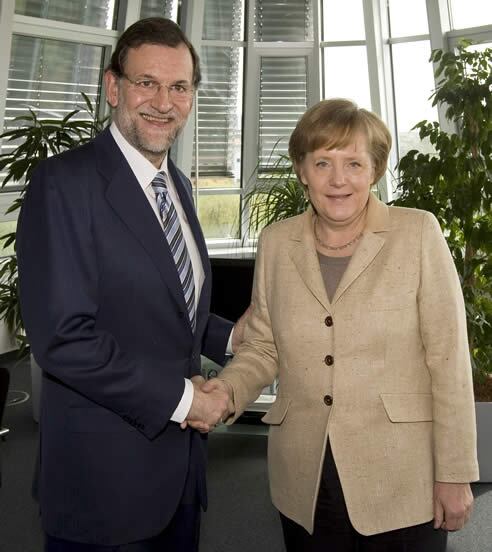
[323, 46, 371, 109]
[197, 194, 241, 239]
[392, 41, 437, 158]
[15, 0, 117, 29]
[449, 0, 492, 29]
[322, 0, 365, 41]
[203, 0, 244, 41]
[388, 0, 429, 38]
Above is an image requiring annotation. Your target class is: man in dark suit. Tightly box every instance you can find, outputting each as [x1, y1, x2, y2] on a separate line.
[17, 17, 245, 552]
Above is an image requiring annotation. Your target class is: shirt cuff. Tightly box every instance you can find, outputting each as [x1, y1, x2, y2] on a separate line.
[226, 327, 234, 355]
[170, 378, 194, 423]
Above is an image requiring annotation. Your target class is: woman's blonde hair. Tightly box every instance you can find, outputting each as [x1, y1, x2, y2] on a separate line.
[288, 98, 392, 185]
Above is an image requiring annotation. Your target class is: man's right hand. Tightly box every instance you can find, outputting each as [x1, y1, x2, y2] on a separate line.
[183, 378, 234, 432]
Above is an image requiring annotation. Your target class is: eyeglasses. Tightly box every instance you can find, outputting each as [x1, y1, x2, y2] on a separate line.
[120, 74, 194, 101]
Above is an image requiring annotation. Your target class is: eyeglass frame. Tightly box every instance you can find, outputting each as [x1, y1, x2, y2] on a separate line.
[119, 73, 195, 101]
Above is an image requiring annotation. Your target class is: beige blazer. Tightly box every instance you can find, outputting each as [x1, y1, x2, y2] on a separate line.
[220, 193, 479, 536]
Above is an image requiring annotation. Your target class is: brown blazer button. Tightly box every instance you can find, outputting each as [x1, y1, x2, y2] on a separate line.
[325, 315, 333, 327]
[324, 395, 333, 406]
[324, 355, 334, 366]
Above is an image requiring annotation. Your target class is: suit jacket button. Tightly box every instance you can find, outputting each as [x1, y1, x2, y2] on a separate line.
[323, 395, 333, 406]
[324, 355, 334, 366]
[325, 315, 333, 327]
[178, 311, 185, 318]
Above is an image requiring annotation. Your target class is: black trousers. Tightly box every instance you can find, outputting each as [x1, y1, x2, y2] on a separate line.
[280, 440, 448, 552]
[44, 502, 201, 552]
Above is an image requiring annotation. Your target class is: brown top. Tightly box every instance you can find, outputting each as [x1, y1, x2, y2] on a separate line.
[317, 253, 351, 302]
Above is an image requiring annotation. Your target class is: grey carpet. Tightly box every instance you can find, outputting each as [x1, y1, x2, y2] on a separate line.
[0, 356, 491, 551]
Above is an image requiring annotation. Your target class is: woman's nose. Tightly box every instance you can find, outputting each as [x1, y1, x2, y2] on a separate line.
[330, 164, 346, 187]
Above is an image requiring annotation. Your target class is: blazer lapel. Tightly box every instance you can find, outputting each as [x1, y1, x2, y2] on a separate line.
[94, 129, 190, 319]
[288, 194, 390, 310]
[332, 194, 390, 304]
[289, 209, 331, 312]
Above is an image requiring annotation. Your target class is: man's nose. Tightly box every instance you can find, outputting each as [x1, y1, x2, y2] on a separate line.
[151, 85, 173, 111]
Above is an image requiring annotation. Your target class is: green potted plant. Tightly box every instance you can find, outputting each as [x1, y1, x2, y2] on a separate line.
[392, 42, 492, 479]
[244, 141, 308, 236]
[0, 93, 107, 418]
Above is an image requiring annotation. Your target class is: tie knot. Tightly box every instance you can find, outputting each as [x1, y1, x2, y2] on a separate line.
[151, 171, 168, 196]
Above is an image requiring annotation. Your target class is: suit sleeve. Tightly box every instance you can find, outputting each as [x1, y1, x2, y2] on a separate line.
[218, 229, 279, 418]
[201, 313, 234, 366]
[418, 211, 479, 482]
[17, 158, 184, 440]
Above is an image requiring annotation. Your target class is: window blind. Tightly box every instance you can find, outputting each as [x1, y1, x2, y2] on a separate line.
[139, 0, 178, 21]
[15, 0, 117, 29]
[255, 0, 313, 42]
[1, 34, 104, 186]
[194, 46, 243, 178]
[258, 56, 307, 170]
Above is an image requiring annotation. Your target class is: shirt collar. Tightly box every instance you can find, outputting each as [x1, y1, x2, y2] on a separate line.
[110, 122, 169, 193]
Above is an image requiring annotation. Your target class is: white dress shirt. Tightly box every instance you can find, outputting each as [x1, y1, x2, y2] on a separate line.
[110, 123, 202, 423]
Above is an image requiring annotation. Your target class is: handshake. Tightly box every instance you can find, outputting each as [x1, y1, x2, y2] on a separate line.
[181, 375, 234, 433]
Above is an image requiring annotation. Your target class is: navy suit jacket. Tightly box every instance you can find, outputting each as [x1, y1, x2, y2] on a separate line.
[17, 128, 233, 545]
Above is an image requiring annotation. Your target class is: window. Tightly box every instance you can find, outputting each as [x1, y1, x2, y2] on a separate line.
[387, 0, 437, 160]
[258, 56, 307, 167]
[390, 41, 436, 158]
[193, 0, 244, 241]
[321, 0, 371, 109]
[139, 0, 178, 21]
[387, 0, 428, 37]
[15, 0, 118, 29]
[254, 0, 313, 41]
[2, 35, 105, 179]
[448, 0, 492, 30]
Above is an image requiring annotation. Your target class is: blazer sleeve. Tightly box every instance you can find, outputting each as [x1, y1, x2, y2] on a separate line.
[218, 229, 279, 418]
[17, 158, 184, 440]
[418, 211, 479, 482]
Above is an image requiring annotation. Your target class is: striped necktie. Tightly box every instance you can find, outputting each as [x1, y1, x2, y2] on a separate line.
[151, 171, 196, 332]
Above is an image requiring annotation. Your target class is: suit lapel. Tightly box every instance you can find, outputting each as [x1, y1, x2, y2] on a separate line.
[289, 209, 331, 312]
[94, 129, 190, 319]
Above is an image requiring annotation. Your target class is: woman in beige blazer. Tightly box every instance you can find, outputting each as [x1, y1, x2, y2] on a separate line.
[200, 99, 479, 551]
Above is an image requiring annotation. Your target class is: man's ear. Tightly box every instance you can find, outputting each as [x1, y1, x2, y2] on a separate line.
[104, 70, 119, 108]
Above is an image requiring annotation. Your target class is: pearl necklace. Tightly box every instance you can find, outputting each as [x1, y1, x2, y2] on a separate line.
[314, 219, 364, 251]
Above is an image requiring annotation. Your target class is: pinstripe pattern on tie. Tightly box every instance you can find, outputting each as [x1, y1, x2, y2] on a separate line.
[152, 171, 196, 331]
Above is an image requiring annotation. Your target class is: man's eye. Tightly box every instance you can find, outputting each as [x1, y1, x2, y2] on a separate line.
[137, 80, 157, 89]
[170, 84, 187, 94]
[349, 161, 361, 168]
[315, 161, 328, 168]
